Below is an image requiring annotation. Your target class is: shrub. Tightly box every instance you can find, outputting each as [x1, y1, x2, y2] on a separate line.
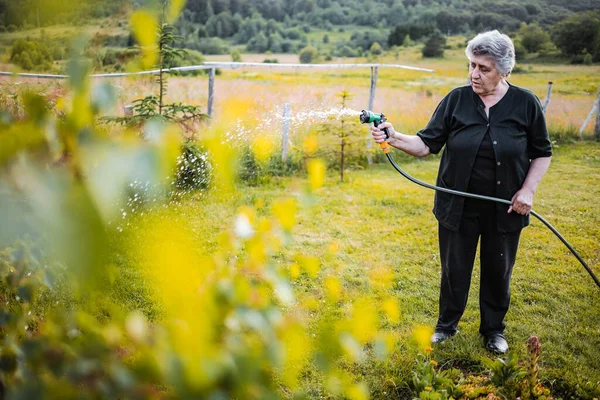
[19, 52, 33, 70]
[370, 42, 383, 56]
[0, 26, 6, 33]
[174, 142, 212, 191]
[422, 34, 446, 58]
[50, 46, 65, 61]
[231, 48, 242, 62]
[237, 146, 268, 186]
[336, 45, 357, 58]
[103, 34, 130, 47]
[7, 24, 16, 32]
[187, 37, 229, 55]
[299, 45, 318, 63]
[102, 50, 118, 66]
[9, 39, 53, 70]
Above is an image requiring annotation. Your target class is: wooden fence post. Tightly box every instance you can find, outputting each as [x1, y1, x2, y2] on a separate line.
[578, 89, 600, 139]
[281, 103, 291, 162]
[542, 81, 553, 114]
[366, 65, 379, 165]
[595, 92, 600, 139]
[207, 67, 215, 118]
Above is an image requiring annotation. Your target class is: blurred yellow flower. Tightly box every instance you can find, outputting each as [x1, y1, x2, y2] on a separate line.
[307, 159, 325, 191]
[350, 298, 378, 344]
[304, 135, 319, 154]
[297, 255, 320, 278]
[346, 382, 369, 400]
[328, 241, 340, 254]
[280, 322, 312, 389]
[324, 276, 342, 302]
[272, 197, 297, 231]
[217, 97, 257, 125]
[382, 297, 400, 324]
[130, 11, 158, 68]
[413, 325, 433, 352]
[288, 263, 300, 280]
[251, 134, 275, 163]
[166, 0, 185, 23]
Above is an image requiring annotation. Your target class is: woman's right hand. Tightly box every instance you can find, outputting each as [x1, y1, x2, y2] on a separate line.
[371, 122, 397, 143]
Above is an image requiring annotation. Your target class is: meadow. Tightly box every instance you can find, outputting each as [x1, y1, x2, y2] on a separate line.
[1, 39, 600, 398]
[76, 37, 600, 139]
[113, 141, 600, 397]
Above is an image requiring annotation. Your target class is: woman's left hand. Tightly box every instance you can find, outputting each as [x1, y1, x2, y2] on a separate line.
[508, 187, 534, 215]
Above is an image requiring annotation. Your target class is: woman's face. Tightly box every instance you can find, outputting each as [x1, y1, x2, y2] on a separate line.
[468, 55, 504, 96]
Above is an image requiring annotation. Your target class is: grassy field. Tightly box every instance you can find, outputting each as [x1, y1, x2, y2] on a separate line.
[112, 140, 600, 398]
[2, 32, 599, 397]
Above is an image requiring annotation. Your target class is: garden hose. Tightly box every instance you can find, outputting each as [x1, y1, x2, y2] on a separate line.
[360, 110, 600, 290]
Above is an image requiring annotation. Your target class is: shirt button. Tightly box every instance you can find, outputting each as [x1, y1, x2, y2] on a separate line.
[487, 123, 490, 127]
[493, 141, 498, 145]
[497, 162, 501, 166]
[497, 180, 501, 185]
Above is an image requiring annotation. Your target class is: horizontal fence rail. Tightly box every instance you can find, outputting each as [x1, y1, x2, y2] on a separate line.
[202, 62, 435, 72]
[0, 65, 217, 79]
[0, 62, 435, 79]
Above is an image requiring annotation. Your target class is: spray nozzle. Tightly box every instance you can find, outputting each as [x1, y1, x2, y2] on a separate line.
[359, 110, 386, 126]
[360, 110, 391, 154]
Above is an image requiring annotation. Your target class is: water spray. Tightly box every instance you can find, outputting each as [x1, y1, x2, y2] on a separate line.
[360, 110, 600, 290]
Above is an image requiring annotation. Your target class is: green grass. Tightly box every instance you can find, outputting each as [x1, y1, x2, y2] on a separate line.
[114, 141, 600, 398]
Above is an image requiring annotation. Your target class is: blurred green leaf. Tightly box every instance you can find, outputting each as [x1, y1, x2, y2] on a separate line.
[66, 37, 91, 93]
[0, 347, 18, 374]
[13, 161, 108, 290]
[91, 83, 116, 114]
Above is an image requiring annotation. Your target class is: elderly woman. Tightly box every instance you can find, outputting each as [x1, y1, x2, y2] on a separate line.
[371, 30, 552, 354]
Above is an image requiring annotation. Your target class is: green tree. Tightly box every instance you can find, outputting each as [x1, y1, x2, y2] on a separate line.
[435, 10, 470, 35]
[388, 23, 435, 47]
[156, 22, 186, 115]
[518, 23, 551, 53]
[552, 11, 600, 57]
[247, 31, 269, 52]
[422, 33, 446, 58]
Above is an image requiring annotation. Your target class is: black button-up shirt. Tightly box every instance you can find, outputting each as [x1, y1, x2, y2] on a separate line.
[417, 83, 552, 233]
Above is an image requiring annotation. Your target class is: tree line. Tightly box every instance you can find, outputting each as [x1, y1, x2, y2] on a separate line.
[2, 0, 599, 68]
[175, 0, 600, 63]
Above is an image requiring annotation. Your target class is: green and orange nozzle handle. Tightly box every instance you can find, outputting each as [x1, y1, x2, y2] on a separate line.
[360, 110, 391, 154]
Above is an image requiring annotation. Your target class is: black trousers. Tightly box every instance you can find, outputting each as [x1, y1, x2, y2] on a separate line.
[435, 198, 521, 337]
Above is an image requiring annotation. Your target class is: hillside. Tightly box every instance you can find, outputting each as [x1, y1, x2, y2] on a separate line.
[0, 0, 599, 73]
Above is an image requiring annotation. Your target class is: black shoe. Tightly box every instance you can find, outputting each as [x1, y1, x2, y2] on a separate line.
[431, 330, 457, 344]
[484, 333, 509, 354]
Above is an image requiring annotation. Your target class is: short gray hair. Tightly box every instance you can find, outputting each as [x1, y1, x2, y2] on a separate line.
[466, 30, 515, 77]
